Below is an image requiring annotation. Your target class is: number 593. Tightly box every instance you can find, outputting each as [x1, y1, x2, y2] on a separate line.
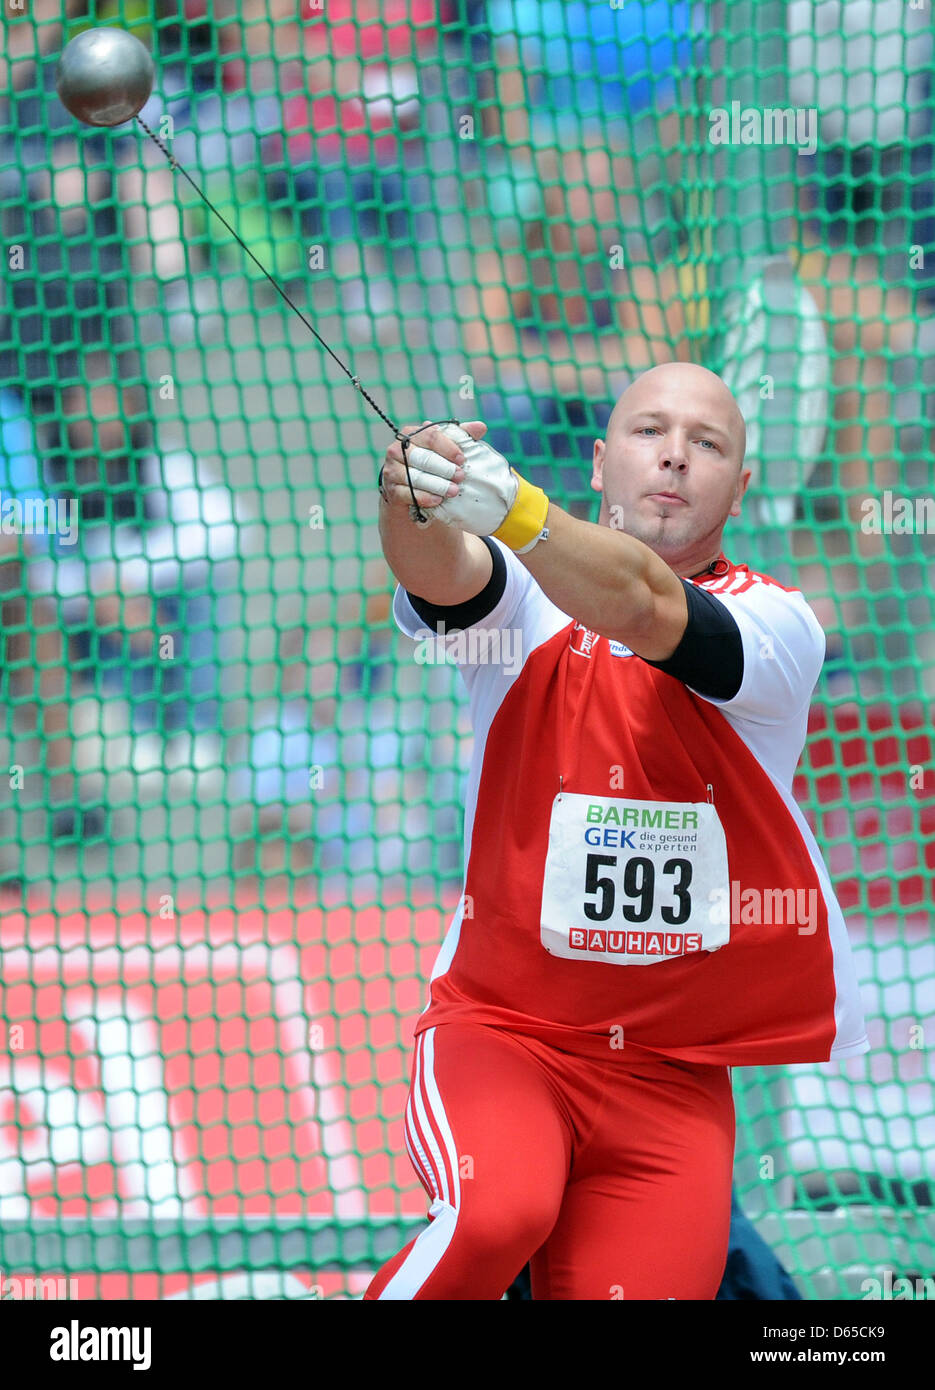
[582, 853, 692, 925]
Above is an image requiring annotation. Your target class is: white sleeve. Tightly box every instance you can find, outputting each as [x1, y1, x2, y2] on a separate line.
[688, 582, 826, 725]
[393, 537, 548, 650]
[391, 536, 571, 693]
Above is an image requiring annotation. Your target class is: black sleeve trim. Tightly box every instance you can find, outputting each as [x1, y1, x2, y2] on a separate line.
[642, 579, 744, 699]
[405, 536, 505, 633]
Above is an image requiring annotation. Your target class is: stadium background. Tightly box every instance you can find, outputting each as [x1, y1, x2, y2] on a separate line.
[0, 0, 933, 1299]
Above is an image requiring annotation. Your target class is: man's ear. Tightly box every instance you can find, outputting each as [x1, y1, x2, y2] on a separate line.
[729, 467, 752, 517]
[591, 437, 605, 494]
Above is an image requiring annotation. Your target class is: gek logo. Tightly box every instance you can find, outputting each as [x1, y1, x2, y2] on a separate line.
[570, 623, 599, 658]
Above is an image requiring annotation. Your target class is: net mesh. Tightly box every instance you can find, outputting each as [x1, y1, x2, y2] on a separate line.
[0, 0, 933, 1299]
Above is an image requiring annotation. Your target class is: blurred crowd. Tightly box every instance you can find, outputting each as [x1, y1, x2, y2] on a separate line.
[0, 0, 933, 894]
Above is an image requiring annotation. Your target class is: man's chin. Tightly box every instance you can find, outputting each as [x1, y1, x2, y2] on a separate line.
[625, 518, 689, 557]
[600, 510, 695, 559]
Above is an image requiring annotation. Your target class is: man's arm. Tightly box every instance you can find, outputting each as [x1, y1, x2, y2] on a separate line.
[519, 503, 689, 661]
[378, 420, 493, 606]
[378, 422, 688, 659]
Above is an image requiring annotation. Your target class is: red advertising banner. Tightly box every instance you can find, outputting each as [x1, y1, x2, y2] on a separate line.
[0, 894, 449, 1298]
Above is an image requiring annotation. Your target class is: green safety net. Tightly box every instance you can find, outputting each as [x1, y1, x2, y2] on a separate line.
[0, 1, 933, 1299]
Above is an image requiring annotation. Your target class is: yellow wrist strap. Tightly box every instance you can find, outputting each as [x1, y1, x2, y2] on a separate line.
[491, 470, 550, 553]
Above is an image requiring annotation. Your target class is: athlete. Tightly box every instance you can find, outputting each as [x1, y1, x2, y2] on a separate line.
[366, 361, 868, 1300]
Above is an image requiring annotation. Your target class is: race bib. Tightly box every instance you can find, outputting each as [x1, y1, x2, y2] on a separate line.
[540, 793, 730, 965]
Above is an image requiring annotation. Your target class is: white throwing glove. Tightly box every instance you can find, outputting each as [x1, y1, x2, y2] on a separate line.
[402, 422, 550, 554]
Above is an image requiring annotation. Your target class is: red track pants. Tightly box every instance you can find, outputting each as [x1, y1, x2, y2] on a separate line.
[365, 1022, 735, 1300]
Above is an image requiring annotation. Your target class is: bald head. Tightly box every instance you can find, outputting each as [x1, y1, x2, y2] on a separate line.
[608, 363, 746, 469]
[591, 360, 753, 574]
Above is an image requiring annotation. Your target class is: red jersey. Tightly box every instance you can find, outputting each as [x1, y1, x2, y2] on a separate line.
[392, 540, 869, 1066]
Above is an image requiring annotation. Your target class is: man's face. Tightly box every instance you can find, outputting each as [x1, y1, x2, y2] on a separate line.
[591, 365, 751, 572]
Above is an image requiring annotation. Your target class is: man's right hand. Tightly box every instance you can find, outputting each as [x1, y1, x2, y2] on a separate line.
[377, 420, 497, 607]
[380, 419, 489, 512]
